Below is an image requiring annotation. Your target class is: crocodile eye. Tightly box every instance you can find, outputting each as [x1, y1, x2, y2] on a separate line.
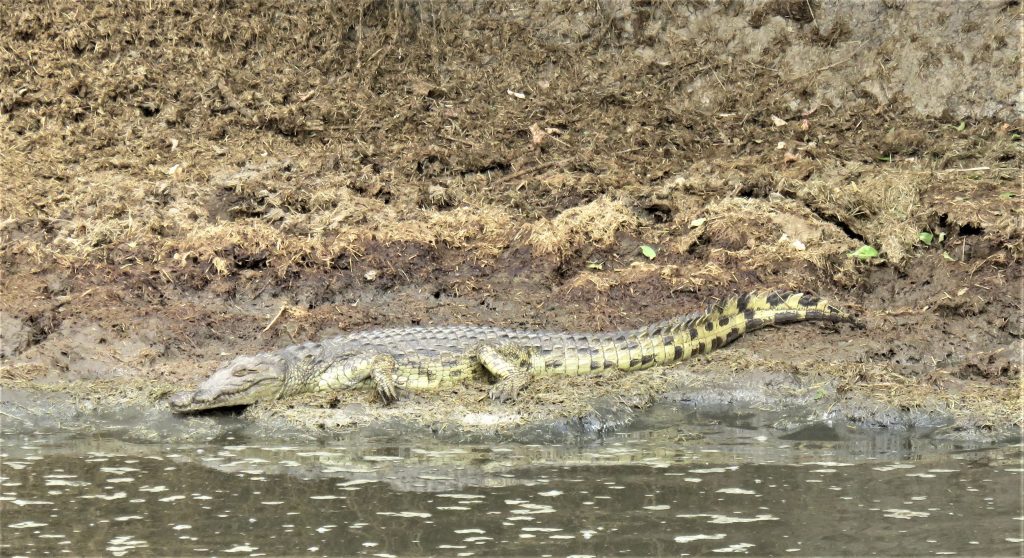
[232, 368, 254, 377]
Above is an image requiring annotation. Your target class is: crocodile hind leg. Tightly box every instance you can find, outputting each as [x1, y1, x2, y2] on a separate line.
[476, 343, 534, 402]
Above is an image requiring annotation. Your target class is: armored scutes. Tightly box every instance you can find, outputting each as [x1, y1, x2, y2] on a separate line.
[169, 291, 854, 412]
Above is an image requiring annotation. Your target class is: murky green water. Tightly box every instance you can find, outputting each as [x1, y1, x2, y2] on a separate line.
[2, 405, 1021, 557]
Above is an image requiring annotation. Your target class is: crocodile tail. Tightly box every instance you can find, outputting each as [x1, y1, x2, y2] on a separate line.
[671, 291, 855, 358]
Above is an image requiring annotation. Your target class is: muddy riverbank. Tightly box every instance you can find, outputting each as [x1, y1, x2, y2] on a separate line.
[1, 1, 1020, 437]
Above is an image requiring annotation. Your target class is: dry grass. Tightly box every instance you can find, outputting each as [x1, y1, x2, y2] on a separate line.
[527, 196, 640, 259]
[797, 164, 927, 266]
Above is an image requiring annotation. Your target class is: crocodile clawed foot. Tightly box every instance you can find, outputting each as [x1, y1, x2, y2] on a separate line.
[376, 382, 399, 405]
[369, 355, 400, 405]
[488, 382, 519, 403]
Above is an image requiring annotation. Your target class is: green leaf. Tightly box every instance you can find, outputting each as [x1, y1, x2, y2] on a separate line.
[585, 260, 604, 270]
[918, 231, 933, 246]
[937, 232, 946, 243]
[640, 244, 657, 260]
[1000, 192, 1018, 199]
[849, 245, 879, 261]
[955, 121, 966, 132]
[942, 251, 955, 261]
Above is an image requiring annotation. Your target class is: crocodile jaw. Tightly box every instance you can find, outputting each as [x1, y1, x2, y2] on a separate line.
[169, 354, 287, 413]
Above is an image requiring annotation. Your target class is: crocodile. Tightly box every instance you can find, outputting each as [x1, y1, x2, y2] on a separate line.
[169, 291, 854, 412]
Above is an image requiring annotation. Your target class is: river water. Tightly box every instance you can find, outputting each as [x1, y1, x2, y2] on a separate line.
[1, 404, 1021, 557]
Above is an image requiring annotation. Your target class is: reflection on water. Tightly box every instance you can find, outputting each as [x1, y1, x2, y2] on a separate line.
[1, 406, 1021, 556]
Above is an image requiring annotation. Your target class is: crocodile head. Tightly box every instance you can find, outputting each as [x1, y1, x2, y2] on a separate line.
[169, 353, 288, 413]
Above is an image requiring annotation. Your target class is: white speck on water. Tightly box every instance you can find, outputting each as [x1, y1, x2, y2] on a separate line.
[139, 485, 169, 492]
[689, 466, 739, 474]
[81, 491, 127, 500]
[310, 495, 343, 500]
[114, 515, 143, 521]
[158, 495, 185, 502]
[362, 541, 378, 547]
[643, 505, 671, 510]
[439, 493, 484, 499]
[538, 490, 562, 496]
[223, 544, 258, 553]
[5, 499, 54, 506]
[9, 521, 48, 529]
[45, 478, 88, 487]
[108, 535, 148, 556]
[882, 509, 930, 519]
[173, 525, 191, 530]
[675, 533, 727, 543]
[677, 514, 778, 524]
[711, 542, 755, 553]
[717, 488, 757, 495]
[437, 506, 471, 510]
[510, 503, 555, 515]
[261, 501, 284, 505]
[337, 479, 378, 487]
[377, 511, 431, 518]
[455, 529, 486, 534]
[522, 527, 562, 532]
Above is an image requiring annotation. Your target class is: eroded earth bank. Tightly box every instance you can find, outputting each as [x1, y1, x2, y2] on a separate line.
[1, 1, 1020, 440]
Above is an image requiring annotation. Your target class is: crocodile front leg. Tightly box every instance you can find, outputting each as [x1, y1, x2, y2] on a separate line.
[318, 353, 399, 404]
[476, 343, 535, 402]
[369, 354, 400, 404]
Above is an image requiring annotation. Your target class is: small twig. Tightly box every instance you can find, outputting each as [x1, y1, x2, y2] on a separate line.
[0, 409, 28, 423]
[936, 166, 991, 174]
[262, 304, 288, 334]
